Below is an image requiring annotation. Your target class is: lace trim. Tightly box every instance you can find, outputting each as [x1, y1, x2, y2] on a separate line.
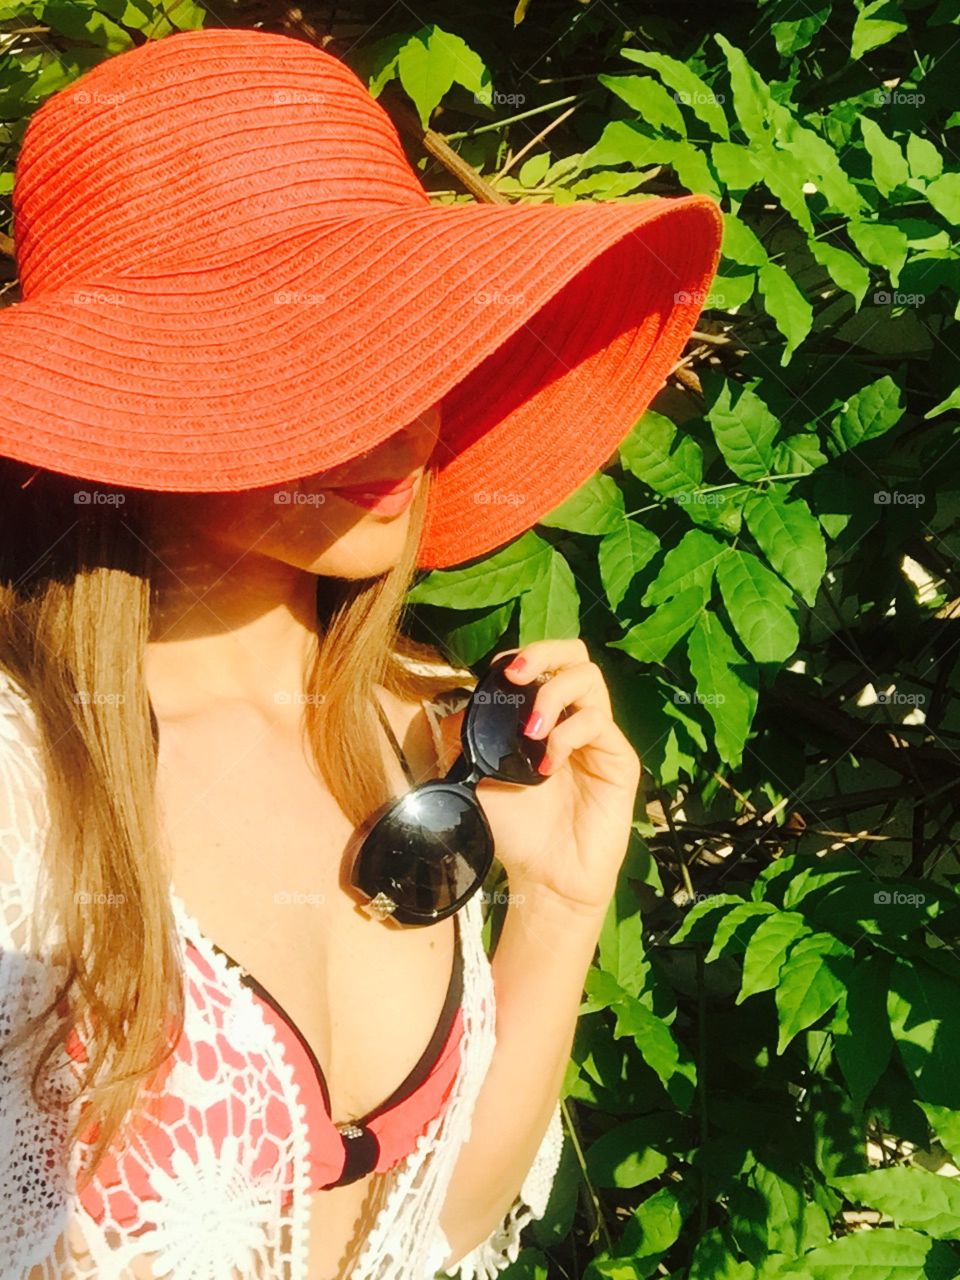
[0, 665, 565, 1279]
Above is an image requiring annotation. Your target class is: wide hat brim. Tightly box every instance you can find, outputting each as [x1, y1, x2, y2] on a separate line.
[0, 194, 723, 568]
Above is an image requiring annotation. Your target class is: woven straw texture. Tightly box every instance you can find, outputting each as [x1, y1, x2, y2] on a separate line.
[0, 27, 724, 568]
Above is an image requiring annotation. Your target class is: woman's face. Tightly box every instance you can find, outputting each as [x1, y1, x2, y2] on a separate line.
[143, 405, 442, 579]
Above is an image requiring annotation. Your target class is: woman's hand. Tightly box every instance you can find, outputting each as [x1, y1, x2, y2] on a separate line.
[472, 638, 642, 919]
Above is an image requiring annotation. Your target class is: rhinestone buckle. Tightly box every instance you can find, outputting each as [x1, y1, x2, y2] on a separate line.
[362, 891, 398, 920]
[336, 1122, 365, 1139]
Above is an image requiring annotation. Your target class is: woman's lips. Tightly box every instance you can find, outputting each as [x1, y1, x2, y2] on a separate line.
[327, 475, 418, 515]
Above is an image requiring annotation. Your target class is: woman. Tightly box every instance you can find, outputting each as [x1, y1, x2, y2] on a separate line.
[0, 25, 723, 1280]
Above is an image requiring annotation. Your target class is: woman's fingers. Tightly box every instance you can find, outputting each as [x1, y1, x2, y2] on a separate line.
[517, 661, 611, 736]
[492, 638, 590, 677]
[538, 705, 641, 779]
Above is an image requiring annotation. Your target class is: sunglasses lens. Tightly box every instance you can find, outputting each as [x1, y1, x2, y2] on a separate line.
[355, 785, 491, 918]
[469, 659, 547, 783]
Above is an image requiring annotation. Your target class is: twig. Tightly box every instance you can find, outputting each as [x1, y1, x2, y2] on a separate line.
[495, 102, 580, 181]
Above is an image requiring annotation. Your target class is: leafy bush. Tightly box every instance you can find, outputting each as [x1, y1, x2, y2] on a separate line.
[2, 1, 959, 1276]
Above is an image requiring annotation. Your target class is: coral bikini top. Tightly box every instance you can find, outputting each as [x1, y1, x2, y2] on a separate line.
[205, 919, 463, 1191]
[76, 693, 468, 1227]
[202, 698, 467, 1193]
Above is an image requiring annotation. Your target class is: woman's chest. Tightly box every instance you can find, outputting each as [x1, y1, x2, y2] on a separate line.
[154, 707, 457, 1126]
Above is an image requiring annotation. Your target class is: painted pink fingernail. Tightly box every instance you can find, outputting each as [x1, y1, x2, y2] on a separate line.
[524, 711, 543, 737]
[537, 754, 552, 775]
[505, 655, 526, 674]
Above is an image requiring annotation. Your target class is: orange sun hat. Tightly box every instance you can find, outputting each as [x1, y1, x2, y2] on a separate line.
[0, 27, 723, 568]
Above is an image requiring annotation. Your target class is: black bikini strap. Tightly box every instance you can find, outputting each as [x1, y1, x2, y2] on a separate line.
[374, 697, 417, 786]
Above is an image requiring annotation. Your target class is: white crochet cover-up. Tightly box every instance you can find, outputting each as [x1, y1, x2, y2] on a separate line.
[0, 663, 565, 1280]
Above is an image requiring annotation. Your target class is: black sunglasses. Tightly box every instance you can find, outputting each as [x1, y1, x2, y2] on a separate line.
[348, 652, 550, 926]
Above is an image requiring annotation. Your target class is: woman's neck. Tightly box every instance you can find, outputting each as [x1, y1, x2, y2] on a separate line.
[144, 530, 322, 720]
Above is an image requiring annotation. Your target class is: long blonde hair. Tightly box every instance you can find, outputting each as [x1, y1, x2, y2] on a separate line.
[0, 456, 474, 1182]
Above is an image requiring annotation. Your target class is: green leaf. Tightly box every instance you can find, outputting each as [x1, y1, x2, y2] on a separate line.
[707, 382, 780, 481]
[598, 520, 660, 611]
[888, 956, 960, 1110]
[832, 955, 893, 1111]
[860, 117, 910, 197]
[808, 238, 872, 309]
[714, 34, 777, 145]
[825, 375, 905, 455]
[678, 485, 751, 536]
[620, 48, 729, 139]
[686, 610, 759, 767]
[612, 997, 698, 1109]
[851, 0, 909, 59]
[642, 530, 731, 608]
[789, 1227, 958, 1278]
[42, 2, 134, 51]
[704, 901, 779, 963]
[847, 220, 910, 288]
[925, 385, 960, 419]
[743, 490, 827, 606]
[716, 550, 800, 663]
[925, 173, 960, 226]
[918, 1103, 960, 1162]
[672, 891, 750, 944]
[396, 25, 489, 129]
[444, 602, 515, 667]
[586, 1122, 669, 1189]
[774, 932, 851, 1053]
[609, 588, 705, 665]
[597, 74, 687, 135]
[757, 261, 814, 363]
[407, 531, 551, 607]
[722, 215, 769, 268]
[906, 134, 943, 181]
[517, 151, 552, 188]
[772, 433, 830, 475]
[539, 473, 625, 534]
[619, 410, 704, 496]
[598, 880, 651, 996]
[620, 1186, 688, 1267]
[831, 1167, 960, 1239]
[738, 911, 810, 1001]
[518, 550, 580, 643]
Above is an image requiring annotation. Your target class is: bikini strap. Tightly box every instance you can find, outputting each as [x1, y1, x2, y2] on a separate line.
[374, 698, 417, 786]
[375, 687, 473, 784]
